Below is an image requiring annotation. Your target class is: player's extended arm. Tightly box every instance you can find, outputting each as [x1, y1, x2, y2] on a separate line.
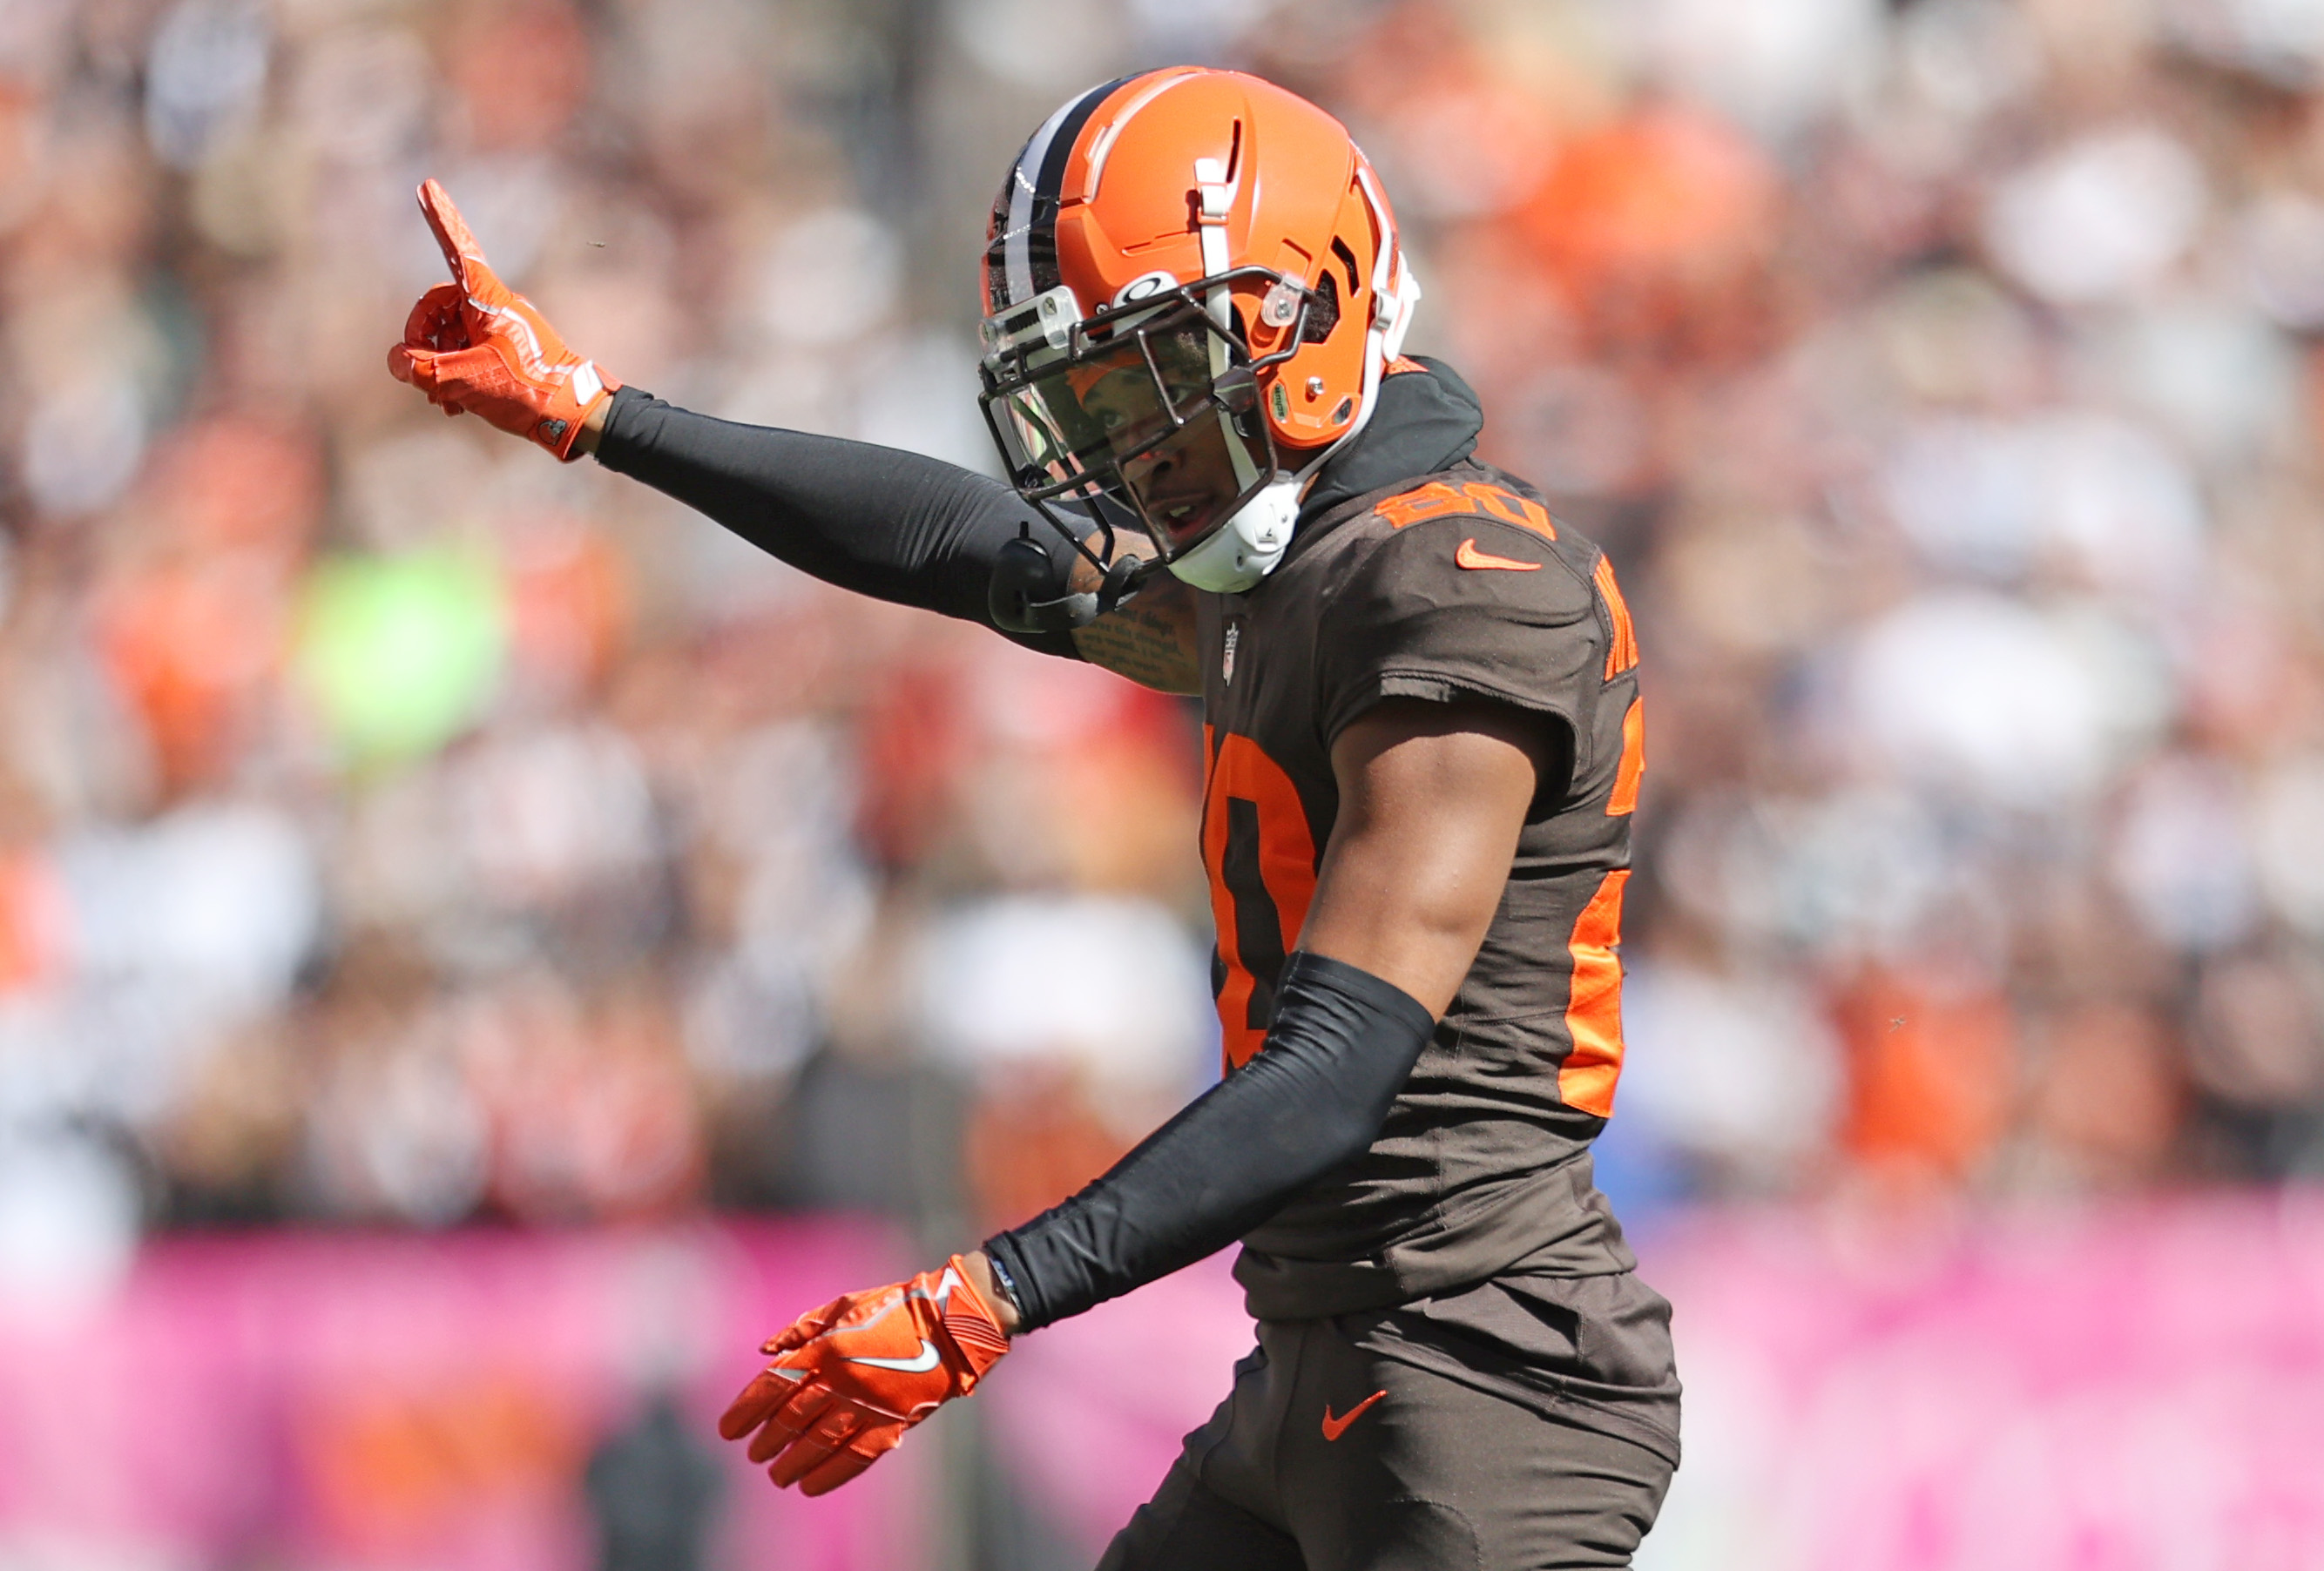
[717, 699, 1550, 1493]
[583, 389, 1203, 689]
[384, 181, 1199, 686]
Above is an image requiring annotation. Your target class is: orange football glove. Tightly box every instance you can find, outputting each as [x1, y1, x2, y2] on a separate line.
[718, 1255, 1010, 1496]
[387, 179, 618, 461]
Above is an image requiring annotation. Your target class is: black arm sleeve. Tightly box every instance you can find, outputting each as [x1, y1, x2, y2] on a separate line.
[592, 386, 1084, 657]
[981, 953, 1435, 1332]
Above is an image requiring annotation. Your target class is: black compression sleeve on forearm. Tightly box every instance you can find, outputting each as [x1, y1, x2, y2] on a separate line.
[982, 953, 1435, 1332]
[592, 386, 1083, 656]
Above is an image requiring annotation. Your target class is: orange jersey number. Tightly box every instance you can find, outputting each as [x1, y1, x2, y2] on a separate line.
[1201, 729, 1318, 1070]
[1377, 480, 1557, 540]
[1558, 870, 1630, 1117]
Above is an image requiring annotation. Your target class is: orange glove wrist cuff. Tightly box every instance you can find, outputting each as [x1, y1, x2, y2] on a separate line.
[935, 1253, 1010, 1391]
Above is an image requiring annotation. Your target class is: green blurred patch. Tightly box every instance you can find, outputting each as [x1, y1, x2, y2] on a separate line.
[294, 550, 506, 766]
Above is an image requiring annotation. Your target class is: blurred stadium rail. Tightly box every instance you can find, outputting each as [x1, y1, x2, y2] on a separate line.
[5, 1202, 2323, 1568]
[0, 1217, 929, 1570]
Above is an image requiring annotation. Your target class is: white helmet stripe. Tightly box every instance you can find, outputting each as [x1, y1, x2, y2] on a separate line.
[1003, 97, 1079, 307]
[996, 77, 1137, 308]
[1080, 69, 1202, 202]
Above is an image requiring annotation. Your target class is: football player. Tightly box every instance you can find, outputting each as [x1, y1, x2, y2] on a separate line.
[391, 68, 1677, 1569]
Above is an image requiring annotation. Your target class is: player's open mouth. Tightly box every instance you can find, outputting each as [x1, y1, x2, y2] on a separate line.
[981, 295, 1284, 564]
[1143, 493, 1226, 537]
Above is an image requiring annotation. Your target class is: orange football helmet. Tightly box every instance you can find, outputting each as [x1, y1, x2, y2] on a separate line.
[977, 69, 1420, 596]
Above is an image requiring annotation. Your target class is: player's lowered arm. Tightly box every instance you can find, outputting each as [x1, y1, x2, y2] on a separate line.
[974, 698, 1551, 1333]
[966, 698, 1545, 1328]
[1300, 698, 1557, 1018]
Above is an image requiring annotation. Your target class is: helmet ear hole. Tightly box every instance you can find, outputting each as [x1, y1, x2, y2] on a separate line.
[1299, 269, 1340, 345]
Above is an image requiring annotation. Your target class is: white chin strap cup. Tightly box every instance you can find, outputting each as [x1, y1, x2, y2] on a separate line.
[1165, 255, 1422, 598]
[1167, 480, 1298, 594]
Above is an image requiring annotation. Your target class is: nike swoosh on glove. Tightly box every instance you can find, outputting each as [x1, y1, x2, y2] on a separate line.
[717, 1255, 1010, 1496]
[387, 179, 618, 460]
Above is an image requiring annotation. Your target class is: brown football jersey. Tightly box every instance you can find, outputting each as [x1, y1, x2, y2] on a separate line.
[1196, 454, 1647, 1322]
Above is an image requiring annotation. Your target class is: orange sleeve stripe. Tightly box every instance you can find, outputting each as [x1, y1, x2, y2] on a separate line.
[1592, 555, 1638, 678]
[1557, 869, 1629, 1118]
[1607, 697, 1645, 815]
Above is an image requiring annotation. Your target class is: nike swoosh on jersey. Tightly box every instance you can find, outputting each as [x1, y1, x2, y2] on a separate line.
[1321, 1389, 1388, 1441]
[846, 1339, 943, 1373]
[1456, 538, 1542, 572]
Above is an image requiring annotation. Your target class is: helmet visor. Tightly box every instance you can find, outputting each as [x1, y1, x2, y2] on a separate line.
[989, 304, 1274, 557]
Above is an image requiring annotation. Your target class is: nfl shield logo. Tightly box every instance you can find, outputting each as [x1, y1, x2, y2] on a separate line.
[1223, 623, 1240, 685]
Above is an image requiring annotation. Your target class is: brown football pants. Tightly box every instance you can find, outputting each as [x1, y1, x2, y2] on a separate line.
[1094, 1317, 1674, 1571]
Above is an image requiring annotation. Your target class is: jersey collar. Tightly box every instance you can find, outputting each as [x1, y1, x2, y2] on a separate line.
[1296, 356, 1484, 529]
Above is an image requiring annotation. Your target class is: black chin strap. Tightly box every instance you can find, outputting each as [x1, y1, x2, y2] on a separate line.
[987, 526, 1155, 634]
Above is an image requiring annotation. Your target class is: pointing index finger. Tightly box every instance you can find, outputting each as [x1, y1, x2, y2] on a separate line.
[415, 179, 488, 292]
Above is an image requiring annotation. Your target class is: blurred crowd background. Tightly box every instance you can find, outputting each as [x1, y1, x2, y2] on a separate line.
[5, 0, 2324, 1562]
